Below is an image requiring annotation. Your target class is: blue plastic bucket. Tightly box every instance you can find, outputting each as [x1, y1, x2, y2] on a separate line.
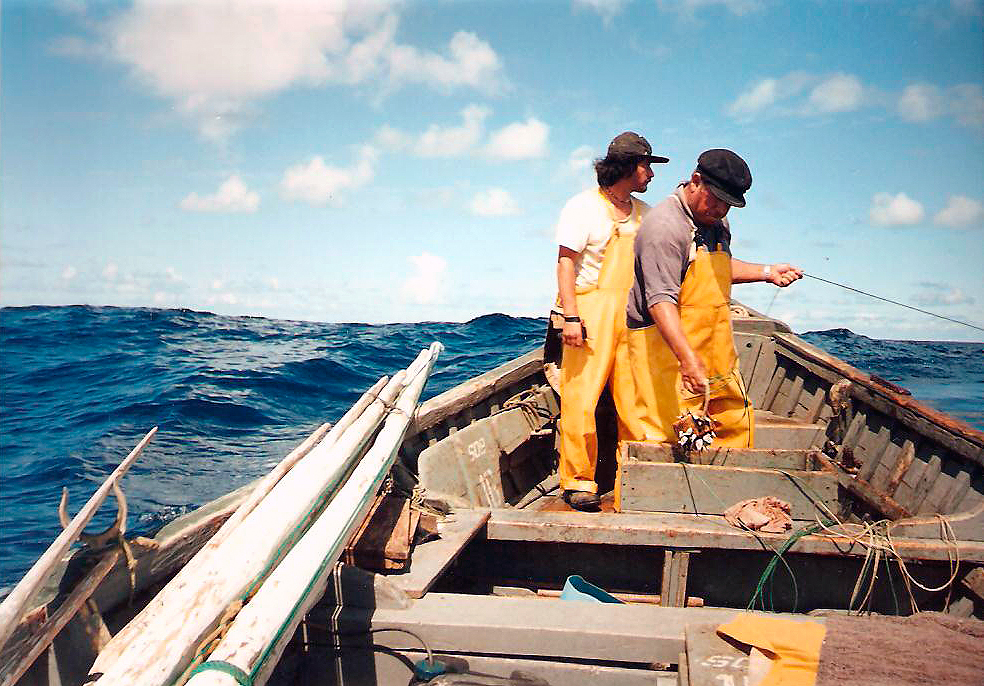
[559, 575, 623, 604]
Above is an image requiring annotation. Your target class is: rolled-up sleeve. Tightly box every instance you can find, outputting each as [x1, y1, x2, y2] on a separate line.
[637, 216, 691, 307]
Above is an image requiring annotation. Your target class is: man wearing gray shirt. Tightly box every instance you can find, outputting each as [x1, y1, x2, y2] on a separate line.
[625, 150, 801, 460]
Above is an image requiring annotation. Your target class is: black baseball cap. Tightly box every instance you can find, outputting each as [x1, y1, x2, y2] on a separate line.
[696, 149, 752, 207]
[607, 132, 669, 164]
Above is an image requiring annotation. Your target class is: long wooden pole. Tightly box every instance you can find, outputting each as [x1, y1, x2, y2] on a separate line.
[89, 373, 407, 685]
[212, 376, 390, 547]
[0, 427, 157, 650]
[186, 343, 442, 686]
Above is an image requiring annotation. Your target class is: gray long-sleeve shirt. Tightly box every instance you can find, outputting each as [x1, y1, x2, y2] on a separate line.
[626, 185, 731, 329]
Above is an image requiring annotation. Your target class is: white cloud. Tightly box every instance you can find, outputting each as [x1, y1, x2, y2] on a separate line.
[484, 118, 549, 160]
[384, 28, 505, 95]
[378, 105, 491, 158]
[897, 82, 983, 128]
[180, 175, 259, 213]
[96, 2, 504, 140]
[726, 71, 813, 118]
[567, 145, 595, 175]
[912, 286, 976, 307]
[951, 83, 984, 129]
[61, 266, 77, 281]
[658, 0, 764, 18]
[280, 146, 376, 205]
[934, 195, 984, 228]
[574, 0, 629, 21]
[470, 188, 520, 217]
[728, 78, 779, 117]
[898, 83, 944, 122]
[807, 73, 862, 113]
[403, 252, 447, 305]
[103, 263, 119, 280]
[869, 192, 925, 226]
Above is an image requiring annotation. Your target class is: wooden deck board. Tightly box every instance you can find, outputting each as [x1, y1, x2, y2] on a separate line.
[485, 508, 984, 562]
[388, 509, 490, 598]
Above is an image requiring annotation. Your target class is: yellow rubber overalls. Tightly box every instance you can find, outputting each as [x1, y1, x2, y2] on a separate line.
[626, 212, 754, 451]
[558, 192, 644, 494]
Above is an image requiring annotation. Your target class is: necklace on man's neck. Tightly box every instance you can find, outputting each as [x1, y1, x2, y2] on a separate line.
[602, 186, 632, 208]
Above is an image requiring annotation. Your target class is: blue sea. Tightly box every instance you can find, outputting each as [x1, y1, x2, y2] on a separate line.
[1, 306, 982, 590]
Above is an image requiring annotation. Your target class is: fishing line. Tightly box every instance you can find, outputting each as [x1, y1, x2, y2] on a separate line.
[802, 273, 984, 333]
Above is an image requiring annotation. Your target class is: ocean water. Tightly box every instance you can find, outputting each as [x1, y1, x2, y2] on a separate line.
[1, 306, 981, 589]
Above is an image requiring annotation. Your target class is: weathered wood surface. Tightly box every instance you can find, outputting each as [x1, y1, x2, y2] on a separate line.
[349, 648, 679, 686]
[186, 344, 442, 686]
[684, 624, 751, 686]
[0, 428, 156, 650]
[620, 462, 839, 520]
[0, 551, 118, 686]
[485, 509, 984, 562]
[90, 370, 409, 686]
[208, 419, 336, 549]
[626, 443, 816, 470]
[409, 348, 543, 436]
[814, 453, 910, 521]
[342, 592, 742, 665]
[773, 333, 984, 465]
[344, 494, 419, 571]
[389, 509, 491, 599]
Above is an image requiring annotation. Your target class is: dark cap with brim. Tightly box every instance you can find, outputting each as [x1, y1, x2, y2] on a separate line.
[696, 149, 751, 207]
[608, 131, 669, 164]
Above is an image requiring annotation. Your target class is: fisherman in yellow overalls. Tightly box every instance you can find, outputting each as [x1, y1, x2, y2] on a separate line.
[624, 150, 802, 477]
[554, 132, 669, 511]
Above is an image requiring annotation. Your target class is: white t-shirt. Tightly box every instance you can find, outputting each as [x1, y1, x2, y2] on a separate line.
[555, 188, 650, 289]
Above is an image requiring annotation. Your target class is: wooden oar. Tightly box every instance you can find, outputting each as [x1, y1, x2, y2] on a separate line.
[186, 343, 443, 686]
[0, 427, 157, 651]
[206, 376, 388, 550]
[89, 373, 408, 685]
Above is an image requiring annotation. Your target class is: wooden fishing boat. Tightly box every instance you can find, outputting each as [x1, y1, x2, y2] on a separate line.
[2, 305, 982, 686]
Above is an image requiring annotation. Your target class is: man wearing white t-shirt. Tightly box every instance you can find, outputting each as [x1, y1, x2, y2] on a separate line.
[554, 132, 669, 510]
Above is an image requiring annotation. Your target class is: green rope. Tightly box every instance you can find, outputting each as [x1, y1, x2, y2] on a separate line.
[188, 661, 252, 686]
[747, 523, 822, 612]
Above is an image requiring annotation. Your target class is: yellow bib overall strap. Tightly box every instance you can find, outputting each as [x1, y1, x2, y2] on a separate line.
[557, 193, 644, 494]
[626, 233, 754, 450]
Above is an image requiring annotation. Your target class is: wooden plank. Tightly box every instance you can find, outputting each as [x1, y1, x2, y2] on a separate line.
[0, 550, 119, 686]
[685, 624, 751, 686]
[389, 509, 490, 599]
[777, 374, 804, 418]
[814, 453, 909, 521]
[910, 455, 943, 513]
[359, 649, 679, 686]
[626, 443, 812, 470]
[660, 551, 691, 607]
[735, 334, 763, 382]
[747, 340, 777, 406]
[409, 349, 543, 436]
[183, 345, 443, 686]
[344, 495, 419, 571]
[773, 333, 984, 465]
[943, 470, 973, 515]
[620, 462, 839, 520]
[754, 424, 824, 450]
[858, 425, 895, 484]
[485, 509, 984, 562]
[348, 593, 743, 665]
[762, 364, 787, 413]
[884, 440, 916, 496]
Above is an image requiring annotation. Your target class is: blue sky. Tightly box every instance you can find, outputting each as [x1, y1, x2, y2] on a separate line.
[2, 0, 982, 340]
